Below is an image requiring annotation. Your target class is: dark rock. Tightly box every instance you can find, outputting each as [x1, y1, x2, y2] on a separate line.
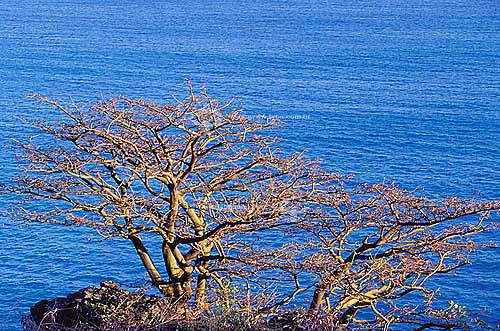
[266, 310, 351, 331]
[29, 281, 176, 330]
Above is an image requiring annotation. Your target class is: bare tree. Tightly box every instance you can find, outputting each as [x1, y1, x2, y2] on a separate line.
[4, 83, 323, 309]
[3, 83, 500, 330]
[300, 182, 500, 329]
[213, 176, 500, 329]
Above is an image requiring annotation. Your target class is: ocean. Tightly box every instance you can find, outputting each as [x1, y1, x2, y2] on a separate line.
[1, 0, 499, 328]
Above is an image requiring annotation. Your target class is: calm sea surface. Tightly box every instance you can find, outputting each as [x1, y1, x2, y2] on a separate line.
[1, 0, 499, 328]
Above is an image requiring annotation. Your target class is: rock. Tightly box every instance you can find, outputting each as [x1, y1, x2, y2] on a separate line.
[267, 311, 351, 331]
[28, 281, 176, 330]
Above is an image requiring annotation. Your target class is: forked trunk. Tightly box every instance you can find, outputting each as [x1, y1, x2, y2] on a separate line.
[162, 239, 194, 304]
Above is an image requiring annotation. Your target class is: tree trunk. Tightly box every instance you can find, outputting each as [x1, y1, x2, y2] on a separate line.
[194, 260, 211, 311]
[129, 234, 169, 295]
[194, 274, 207, 310]
[309, 287, 326, 314]
[162, 239, 193, 303]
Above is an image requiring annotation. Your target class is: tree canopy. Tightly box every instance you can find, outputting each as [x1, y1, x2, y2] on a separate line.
[4, 83, 500, 330]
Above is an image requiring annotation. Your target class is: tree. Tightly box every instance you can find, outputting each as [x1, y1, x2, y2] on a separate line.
[3, 83, 500, 330]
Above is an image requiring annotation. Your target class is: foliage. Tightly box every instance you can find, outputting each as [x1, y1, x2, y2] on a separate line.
[4, 82, 500, 330]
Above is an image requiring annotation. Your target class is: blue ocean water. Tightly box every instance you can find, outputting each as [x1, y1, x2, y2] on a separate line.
[1, 0, 499, 328]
